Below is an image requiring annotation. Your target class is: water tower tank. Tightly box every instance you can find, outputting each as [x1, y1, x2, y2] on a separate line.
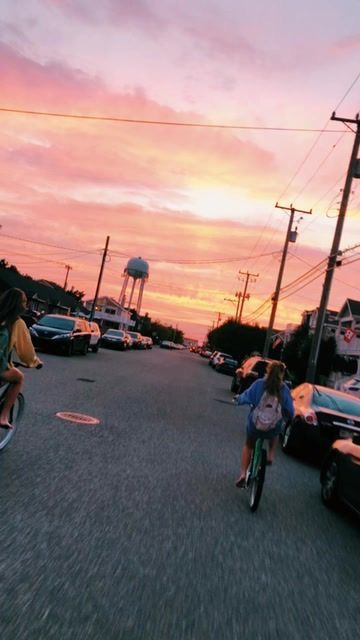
[125, 257, 149, 280]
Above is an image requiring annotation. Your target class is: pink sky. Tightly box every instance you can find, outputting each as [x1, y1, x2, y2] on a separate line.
[0, 0, 359, 340]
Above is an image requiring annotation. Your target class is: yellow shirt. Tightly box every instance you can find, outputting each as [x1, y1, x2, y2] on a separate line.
[9, 318, 42, 368]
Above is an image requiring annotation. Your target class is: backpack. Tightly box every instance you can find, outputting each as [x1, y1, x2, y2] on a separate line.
[252, 391, 282, 431]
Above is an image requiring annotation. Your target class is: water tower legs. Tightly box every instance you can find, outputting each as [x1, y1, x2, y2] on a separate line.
[119, 274, 129, 305]
[136, 279, 146, 315]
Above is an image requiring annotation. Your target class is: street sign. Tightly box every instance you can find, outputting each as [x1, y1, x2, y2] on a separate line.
[344, 328, 356, 343]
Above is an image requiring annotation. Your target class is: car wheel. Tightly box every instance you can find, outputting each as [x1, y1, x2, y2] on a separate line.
[66, 342, 74, 357]
[321, 455, 339, 508]
[80, 340, 88, 356]
[91, 345, 99, 353]
[281, 420, 302, 455]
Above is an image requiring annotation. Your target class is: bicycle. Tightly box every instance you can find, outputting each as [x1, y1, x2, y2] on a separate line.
[0, 361, 41, 452]
[245, 435, 267, 512]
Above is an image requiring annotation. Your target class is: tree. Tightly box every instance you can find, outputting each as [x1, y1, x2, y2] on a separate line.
[207, 320, 266, 362]
[283, 324, 338, 385]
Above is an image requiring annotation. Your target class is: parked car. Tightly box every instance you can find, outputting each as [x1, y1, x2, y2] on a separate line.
[215, 356, 239, 376]
[88, 321, 101, 353]
[142, 336, 153, 349]
[30, 314, 91, 356]
[100, 329, 130, 350]
[282, 383, 360, 459]
[320, 437, 360, 516]
[199, 348, 212, 358]
[159, 340, 176, 349]
[126, 331, 143, 349]
[231, 356, 291, 393]
[340, 376, 360, 398]
[210, 351, 233, 368]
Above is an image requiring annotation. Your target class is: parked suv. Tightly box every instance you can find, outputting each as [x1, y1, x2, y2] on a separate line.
[30, 314, 91, 356]
[230, 356, 291, 393]
[126, 331, 143, 349]
[88, 321, 101, 353]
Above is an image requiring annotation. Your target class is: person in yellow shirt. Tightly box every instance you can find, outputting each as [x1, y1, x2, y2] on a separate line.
[0, 288, 42, 428]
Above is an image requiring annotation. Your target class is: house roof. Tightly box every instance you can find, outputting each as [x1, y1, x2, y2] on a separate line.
[0, 268, 87, 313]
[338, 298, 360, 319]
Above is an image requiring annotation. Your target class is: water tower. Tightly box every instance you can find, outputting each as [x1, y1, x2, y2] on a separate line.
[119, 257, 149, 314]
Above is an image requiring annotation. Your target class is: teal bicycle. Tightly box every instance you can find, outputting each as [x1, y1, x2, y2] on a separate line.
[245, 436, 267, 511]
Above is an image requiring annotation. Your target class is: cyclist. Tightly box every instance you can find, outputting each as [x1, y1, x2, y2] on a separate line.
[234, 360, 294, 487]
[0, 288, 42, 428]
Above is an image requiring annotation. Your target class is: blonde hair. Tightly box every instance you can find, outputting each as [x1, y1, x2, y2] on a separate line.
[264, 361, 285, 398]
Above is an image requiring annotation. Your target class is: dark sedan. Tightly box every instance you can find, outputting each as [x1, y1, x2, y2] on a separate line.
[320, 438, 360, 517]
[215, 356, 239, 376]
[100, 329, 129, 350]
[282, 383, 360, 459]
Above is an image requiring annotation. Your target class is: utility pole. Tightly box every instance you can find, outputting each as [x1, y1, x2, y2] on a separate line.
[63, 264, 72, 290]
[263, 203, 312, 357]
[237, 270, 258, 323]
[216, 312, 222, 328]
[306, 112, 360, 382]
[234, 290, 242, 322]
[89, 235, 110, 322]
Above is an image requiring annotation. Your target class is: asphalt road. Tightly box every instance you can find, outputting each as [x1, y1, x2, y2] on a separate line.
[0, 347, 359, 640]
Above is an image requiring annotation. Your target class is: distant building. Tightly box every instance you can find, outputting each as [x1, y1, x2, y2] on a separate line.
[85, 296, 132, 332]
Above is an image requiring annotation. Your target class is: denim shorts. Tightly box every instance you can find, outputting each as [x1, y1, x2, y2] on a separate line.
[246, 419, 282, 441]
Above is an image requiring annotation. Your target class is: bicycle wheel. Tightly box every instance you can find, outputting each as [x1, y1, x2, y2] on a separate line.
[0, 385, 25, 452]
[248, 447, 267, 512]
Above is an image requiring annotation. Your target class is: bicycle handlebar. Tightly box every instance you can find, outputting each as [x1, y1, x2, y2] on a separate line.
[13, 361, 43, 370]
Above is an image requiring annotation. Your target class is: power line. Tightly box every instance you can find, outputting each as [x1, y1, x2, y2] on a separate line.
[0, 106, 349, 133]
[0, 231, 101, 254]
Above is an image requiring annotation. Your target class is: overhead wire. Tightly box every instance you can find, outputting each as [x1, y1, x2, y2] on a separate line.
[0, 107, 350, 132]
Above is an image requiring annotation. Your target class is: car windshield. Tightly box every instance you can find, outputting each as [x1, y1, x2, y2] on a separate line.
[314, 389, 360, 416]
[106, 330, 124, 337]
[128, 332, 139, 338]
[38, 316, 74, 330]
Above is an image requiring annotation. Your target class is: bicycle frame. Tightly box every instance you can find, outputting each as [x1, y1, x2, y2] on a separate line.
[246, 436, 267, 511]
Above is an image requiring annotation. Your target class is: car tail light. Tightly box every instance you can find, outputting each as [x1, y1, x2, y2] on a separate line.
[304, 410, 317, 425]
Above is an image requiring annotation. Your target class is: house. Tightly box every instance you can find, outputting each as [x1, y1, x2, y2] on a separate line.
[302, 308, 338, 338]
[84, 296, 132, 332]
[0, 267, 87, 315]
[335, 299, 360, 358]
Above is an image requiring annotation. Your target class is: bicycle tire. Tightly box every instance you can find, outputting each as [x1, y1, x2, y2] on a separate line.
[0, 385, 25, 452]
[248, 448, 267, 512]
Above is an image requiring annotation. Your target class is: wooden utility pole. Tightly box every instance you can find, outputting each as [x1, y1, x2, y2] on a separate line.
[306, 112, 360, 382]
[89, 235, 110, 322]
[237, 270, 258, 323]
[63, 264, 72, 290]
[263, 203, 312, 357]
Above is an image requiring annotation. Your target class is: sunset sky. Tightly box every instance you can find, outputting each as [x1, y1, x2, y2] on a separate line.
[0, 0, 359, 341]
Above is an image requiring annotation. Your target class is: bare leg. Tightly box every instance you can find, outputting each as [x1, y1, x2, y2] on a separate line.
[236, 436, 254, 485]
[267, 436, 279, 463]
[0, 369, 24, 427]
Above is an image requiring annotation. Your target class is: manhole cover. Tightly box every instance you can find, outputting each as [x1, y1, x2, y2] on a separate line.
[56, 412, 100, 425]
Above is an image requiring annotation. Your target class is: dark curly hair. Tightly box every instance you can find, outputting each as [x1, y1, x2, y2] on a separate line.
[0, 288, 27, 332]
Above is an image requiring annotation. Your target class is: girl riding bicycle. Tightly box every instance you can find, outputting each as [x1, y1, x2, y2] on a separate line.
[234, 360, 294, 487]
[0, 288, 42, 428]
